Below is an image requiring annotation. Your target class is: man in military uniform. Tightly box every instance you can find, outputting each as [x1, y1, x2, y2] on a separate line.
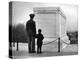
[26, 14, 36, 53]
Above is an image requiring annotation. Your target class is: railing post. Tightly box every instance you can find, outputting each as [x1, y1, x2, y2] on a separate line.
[9, 42, 12, 58]
[58, 37, 60, 52]
[16, 40, 19, 51]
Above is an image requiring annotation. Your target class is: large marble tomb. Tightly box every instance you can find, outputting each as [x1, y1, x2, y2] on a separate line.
[33, 7, 70, 48]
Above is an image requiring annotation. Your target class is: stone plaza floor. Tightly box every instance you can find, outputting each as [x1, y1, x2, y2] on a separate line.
[11, 41, 78, 59]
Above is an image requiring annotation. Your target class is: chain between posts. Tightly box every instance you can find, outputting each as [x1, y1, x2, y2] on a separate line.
[43, 38, 58, 45]
[61, 40, 70, 45]
[42, 37, 70, 45]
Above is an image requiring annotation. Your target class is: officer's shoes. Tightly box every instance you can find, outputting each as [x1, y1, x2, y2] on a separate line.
[32, 51, 36, 53]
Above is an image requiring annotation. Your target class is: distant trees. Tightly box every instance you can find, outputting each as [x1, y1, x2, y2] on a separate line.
[11, 24, 28, 43]
[67, 31, 78, 44]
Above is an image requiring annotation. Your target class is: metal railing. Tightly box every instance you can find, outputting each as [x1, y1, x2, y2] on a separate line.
[15, 37, 70, 52]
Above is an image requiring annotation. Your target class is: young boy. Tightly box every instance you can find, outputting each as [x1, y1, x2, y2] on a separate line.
[36, 29, 44, 53]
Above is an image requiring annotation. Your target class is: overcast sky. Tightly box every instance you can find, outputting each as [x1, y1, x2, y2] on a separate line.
[12, 2, 78, 32]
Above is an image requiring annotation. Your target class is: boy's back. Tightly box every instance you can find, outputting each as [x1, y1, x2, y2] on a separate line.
[36, 29, 44, 53]
[37, 33, 44, 45]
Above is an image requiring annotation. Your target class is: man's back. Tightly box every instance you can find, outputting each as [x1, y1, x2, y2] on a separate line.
[26, 20, 36, 35]
[26, 14, 36, 53]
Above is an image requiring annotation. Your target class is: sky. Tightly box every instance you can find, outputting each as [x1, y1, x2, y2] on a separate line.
[12, 2, 78, 32]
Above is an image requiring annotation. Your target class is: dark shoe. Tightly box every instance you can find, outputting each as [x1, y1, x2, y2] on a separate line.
[32, 51, 36, 53]
[9, 56, 13, 59]
[37, 51, 39, 54]
[37, 52, 39, 54]
[29, 51, 32, 53]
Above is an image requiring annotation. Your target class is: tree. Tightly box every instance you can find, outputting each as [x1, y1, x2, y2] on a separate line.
[12, 24, 28, 43]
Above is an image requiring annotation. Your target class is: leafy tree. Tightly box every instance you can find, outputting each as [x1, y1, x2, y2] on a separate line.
[12, 24, 28, 43]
